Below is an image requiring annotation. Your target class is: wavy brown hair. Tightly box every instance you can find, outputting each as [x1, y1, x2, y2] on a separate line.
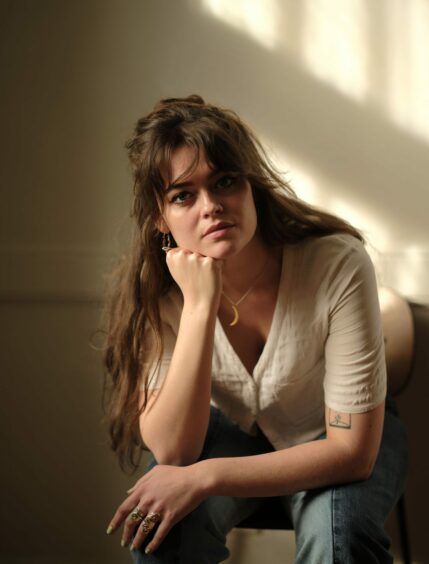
[102, 94, 363, 471]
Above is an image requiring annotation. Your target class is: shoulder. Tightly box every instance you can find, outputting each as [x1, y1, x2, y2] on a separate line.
[295, 233, 370, 280]
[300, 232, 365, 260]
[285, 234, 377, 314]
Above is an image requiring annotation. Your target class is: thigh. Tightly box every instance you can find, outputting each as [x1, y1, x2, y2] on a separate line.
[288, 398, 409, 564]
[145, 406, 276, 533]
[133, 406, 275, 563]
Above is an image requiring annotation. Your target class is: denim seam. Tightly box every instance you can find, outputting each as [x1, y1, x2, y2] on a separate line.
[332, 487, 341, 564]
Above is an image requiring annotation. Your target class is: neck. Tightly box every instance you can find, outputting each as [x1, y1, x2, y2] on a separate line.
[222, 236, 282, 298]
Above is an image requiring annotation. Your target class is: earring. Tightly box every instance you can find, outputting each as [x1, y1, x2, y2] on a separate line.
[161, 233, 172, 253]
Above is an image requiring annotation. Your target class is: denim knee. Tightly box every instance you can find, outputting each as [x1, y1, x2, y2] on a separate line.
[291, 399, 407, 564]
[331, 486, 393, 564]
[291, 486, 393, 564]
[132, 406, 274, 563]
[291, 488, 334, 564]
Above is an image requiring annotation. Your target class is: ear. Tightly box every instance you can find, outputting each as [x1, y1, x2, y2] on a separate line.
[156, 216, 170, 234]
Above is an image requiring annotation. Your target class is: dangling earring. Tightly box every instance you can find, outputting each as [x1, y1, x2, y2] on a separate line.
[162, 232, 172, 253]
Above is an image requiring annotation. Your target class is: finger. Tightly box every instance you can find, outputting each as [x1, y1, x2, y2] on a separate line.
[143, 517, 173, 555]
[121, 505, 147, 548]
[171, 247, 194, 257]
[107, 494, 140, 535]
[130, 511, 162, 550]
[165, 247, 182, 257]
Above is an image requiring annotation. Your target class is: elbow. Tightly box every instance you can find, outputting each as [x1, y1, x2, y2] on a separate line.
[141, 431, 202, 466]
[140, 422, 205, 466]
[153, 451, 200, 467]
[140, 429, 197, 466]
[147, 444, 202, 467]
[349, 455, 377, 482]
[358, 458, 377, 481]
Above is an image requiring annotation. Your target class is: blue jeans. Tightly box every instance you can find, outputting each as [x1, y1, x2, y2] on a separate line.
[132, 396, 408, 564]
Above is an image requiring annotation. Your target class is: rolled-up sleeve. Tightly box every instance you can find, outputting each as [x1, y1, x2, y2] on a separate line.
[323, 239, 386, 413]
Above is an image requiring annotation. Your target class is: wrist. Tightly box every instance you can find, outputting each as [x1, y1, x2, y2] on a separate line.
[182, 299, 218, 319]
[193, 459, 219, 497]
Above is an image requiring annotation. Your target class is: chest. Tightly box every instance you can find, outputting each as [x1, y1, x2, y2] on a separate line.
[218, 292, 278, 375]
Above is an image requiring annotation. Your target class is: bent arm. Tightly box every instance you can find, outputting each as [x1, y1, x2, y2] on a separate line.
[196, 241, 386, 496]
[108, 401, 385, 555]
[197, 401, 385, 497]
[139, 301, 217, 466]
[139, 249, 223, 466]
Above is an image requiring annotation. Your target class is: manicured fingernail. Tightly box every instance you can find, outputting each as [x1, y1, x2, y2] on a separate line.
[145, 545, 152, 554]
[121, 539, 128, 548]
[130, 543, 136, 551]
[106, 525, 113, 535]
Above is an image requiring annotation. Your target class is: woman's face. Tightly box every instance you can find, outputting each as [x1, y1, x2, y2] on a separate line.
[158, 145, 258, 259]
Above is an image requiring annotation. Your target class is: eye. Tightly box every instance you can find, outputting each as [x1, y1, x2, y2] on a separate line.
[170, 191, 192, 205]
[215, 175, 238, 190]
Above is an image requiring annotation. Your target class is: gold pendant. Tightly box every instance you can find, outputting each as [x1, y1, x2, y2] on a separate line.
[229, 304, 239, 327]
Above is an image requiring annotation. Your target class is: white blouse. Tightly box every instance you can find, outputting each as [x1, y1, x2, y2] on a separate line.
[143, 233, 386, 451]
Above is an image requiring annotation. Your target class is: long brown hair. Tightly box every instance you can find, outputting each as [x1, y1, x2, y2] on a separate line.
[102, 94, 363, 471]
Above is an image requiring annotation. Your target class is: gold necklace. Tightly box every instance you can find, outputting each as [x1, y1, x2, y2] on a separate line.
[222, 258, 269, 327]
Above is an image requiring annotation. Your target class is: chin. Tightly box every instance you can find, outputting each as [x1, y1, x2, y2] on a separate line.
[201, 241, 243, 259]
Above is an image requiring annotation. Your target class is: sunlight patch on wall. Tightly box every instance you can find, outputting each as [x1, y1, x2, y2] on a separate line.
[379, 246, 429, 302]
[262, 141, 389, 251]
[260, 143, 429, 300]
[201, 0, 279, 49]
[288, 168, 320, 206]
[328, 196, 390, 252]
[302, 0, 368, 101]
[395, 247, 427, 298]
[328, 196, 394, 288]
[387, 0, 429, 142]
[261, 141, 321, 205]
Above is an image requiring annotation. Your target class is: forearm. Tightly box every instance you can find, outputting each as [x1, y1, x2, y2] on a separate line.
[141, 302, 217, 465]
[197, 438, 370, 498]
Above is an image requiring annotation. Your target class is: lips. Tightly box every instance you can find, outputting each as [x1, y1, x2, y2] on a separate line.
[204, 222, 234, 236]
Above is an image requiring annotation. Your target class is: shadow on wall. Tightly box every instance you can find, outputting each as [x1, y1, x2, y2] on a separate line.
[157, 0, 429, 250]
[136, 0, 429, 299]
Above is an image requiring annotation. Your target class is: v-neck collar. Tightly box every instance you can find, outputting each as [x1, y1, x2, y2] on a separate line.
[215, 245, 289, 383]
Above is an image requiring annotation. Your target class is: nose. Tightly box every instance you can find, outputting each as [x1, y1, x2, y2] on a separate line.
[201, 189, 223, 216]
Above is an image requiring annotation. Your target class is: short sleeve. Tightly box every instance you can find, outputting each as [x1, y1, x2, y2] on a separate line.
[323, 238, 387, 413]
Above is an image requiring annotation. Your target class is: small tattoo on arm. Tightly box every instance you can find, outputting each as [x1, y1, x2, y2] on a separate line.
[329, 410, 351, 429]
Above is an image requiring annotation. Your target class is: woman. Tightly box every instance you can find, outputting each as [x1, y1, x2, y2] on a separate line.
[103, 95, 408, 563]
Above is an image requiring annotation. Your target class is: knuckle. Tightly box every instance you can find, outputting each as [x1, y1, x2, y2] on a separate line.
[123, 518, 135, 531]
[117, 507, 128, 519]
[165, 509, 177, 523]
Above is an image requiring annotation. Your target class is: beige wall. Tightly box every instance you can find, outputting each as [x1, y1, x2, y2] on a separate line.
[1, 0, 428, 562]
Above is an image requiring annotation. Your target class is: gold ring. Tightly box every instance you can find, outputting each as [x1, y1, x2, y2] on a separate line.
[140, 511, 161, 534]
[130, 506, 145, 522]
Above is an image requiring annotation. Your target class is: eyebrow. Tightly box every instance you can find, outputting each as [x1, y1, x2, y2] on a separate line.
[165, 168, 221, 193]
